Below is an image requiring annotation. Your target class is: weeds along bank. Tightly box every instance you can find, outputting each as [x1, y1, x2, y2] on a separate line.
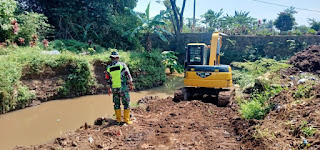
[231, 46, 320, 149]
[0, 46, 166, 114]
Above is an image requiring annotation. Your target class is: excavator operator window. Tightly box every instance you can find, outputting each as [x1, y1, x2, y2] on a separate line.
[189, 46, 202, 64]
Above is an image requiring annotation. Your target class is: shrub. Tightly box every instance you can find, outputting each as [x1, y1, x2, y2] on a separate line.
[0, 0, 17, 42]
[58, 59, 95, 98]
[15, 12, 53, 45]
[161, 51, 183, 74]
[48, 40, 106, 53]
[129, 51, 166, 90]
[308, 29, 317, 35]
[240, 100, 266, 120]
[239, 82, 284, 120]
[294, 84, 313, 99]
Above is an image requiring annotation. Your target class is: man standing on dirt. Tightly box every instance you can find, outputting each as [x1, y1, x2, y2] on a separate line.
[105, 51, 134, 125]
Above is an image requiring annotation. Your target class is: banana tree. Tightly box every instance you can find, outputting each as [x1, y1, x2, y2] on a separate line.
[124, 2, 172, 52]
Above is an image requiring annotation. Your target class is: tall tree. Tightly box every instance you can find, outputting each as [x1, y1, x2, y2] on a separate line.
[201, 9, 223, 30]
[308, 18, 320, 31]
[162, 0, 187, 36]
[16, 0, 140, 49]
[274, 7, 296, 32]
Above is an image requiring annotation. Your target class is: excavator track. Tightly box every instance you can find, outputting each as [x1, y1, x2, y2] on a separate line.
[173, 87, 235, 107]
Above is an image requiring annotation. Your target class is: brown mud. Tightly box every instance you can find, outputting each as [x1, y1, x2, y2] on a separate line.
[290, 45, 320, 74]
[15, 96, 243, 150]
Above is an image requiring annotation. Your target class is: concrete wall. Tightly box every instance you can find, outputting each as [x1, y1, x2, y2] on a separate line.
[144, 33, 320, 63]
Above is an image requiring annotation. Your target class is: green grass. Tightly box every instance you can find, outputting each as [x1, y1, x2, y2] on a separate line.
[232, 58, 292, 88]
[0, 45, 166, 113]
[239, 81, 284, 120]
[294, 84, 313, 99]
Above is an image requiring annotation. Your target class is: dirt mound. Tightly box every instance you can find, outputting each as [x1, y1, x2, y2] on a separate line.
[290, 45, 320, 74]
[15, 97, 242, 150]
[237, 84, 320, 150]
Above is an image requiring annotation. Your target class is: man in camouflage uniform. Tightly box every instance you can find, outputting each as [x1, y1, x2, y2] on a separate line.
[105, 51, 134, 125]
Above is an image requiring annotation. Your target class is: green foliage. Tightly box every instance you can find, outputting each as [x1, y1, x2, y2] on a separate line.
[129, 50, 166, 90]
[256, 28, 273, 36]
[299, 120, 318, 137]
[161, 51, 183, 74]
[239, 83, 284, 120]
[221, 40, 308, 64]
[232, 58, 291, 87]
[294, 84, 313, 99]
[308, 18, 320, 31]
[124, 2, 172, 51]
[16, 85, 35, 109]
[308, 29, 317, 35]
[293, 25, 310, 35]
[220, 11, 256, 35]
[274, 11, 296, 32]
[0, 0, 51, 43]
[48, 40, 106, 53]
[201, 9, 223, 31]
[0, 0, 17, 41]
[15, 12, 52, 44]
[21, 0, 141, 50]
[240, 100, 266, 120]
[58, 59, 95, 98]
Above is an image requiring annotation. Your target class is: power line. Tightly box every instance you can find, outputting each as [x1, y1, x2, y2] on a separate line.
[252, 0, 320, 13]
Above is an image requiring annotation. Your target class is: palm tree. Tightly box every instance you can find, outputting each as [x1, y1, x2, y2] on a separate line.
[201, 9, 223, 30]
[124, 2, 172, 52]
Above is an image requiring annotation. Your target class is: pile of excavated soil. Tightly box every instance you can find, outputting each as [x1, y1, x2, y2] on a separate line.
[235, 85, 320, 150]
[290, 45, 320, 74]
[15, 97, 242, 150]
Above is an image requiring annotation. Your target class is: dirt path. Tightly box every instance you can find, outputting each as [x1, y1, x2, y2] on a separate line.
[15, 97, 241, 150]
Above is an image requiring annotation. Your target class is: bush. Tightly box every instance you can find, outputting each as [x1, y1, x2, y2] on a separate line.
[294, 84, 313, 99]
[308, 29, 317, 35]
[239, 81, 284, 120]
[0, 0, 52, 43]
[129, 51, 166, 90]
[240, 100, 266, 120]
[48, 40, 106, 53]
[15, 12, 53, 45]
[0, 0, 17, 42]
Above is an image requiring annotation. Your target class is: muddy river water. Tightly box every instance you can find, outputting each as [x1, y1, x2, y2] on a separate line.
[0, 76, 183, 150]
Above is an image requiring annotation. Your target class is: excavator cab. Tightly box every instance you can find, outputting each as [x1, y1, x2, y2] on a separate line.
[175, 32, 235, 106]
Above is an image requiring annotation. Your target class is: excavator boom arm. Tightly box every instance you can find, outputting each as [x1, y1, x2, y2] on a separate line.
[209, 32, 222, 66]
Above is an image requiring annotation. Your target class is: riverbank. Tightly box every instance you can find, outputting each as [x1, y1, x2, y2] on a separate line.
[0, 46, 166, 114]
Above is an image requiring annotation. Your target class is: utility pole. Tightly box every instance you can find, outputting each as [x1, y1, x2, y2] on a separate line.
[193, 0, 196, 33]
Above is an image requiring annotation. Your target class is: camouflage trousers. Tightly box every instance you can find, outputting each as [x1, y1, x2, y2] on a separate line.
[112, 87, 130, 109]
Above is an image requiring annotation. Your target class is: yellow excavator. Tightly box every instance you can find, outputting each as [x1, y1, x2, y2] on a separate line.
[174, 31, 235, 106]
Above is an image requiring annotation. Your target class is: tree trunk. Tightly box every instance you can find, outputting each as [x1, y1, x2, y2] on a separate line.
[146, 34, 152, 52]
